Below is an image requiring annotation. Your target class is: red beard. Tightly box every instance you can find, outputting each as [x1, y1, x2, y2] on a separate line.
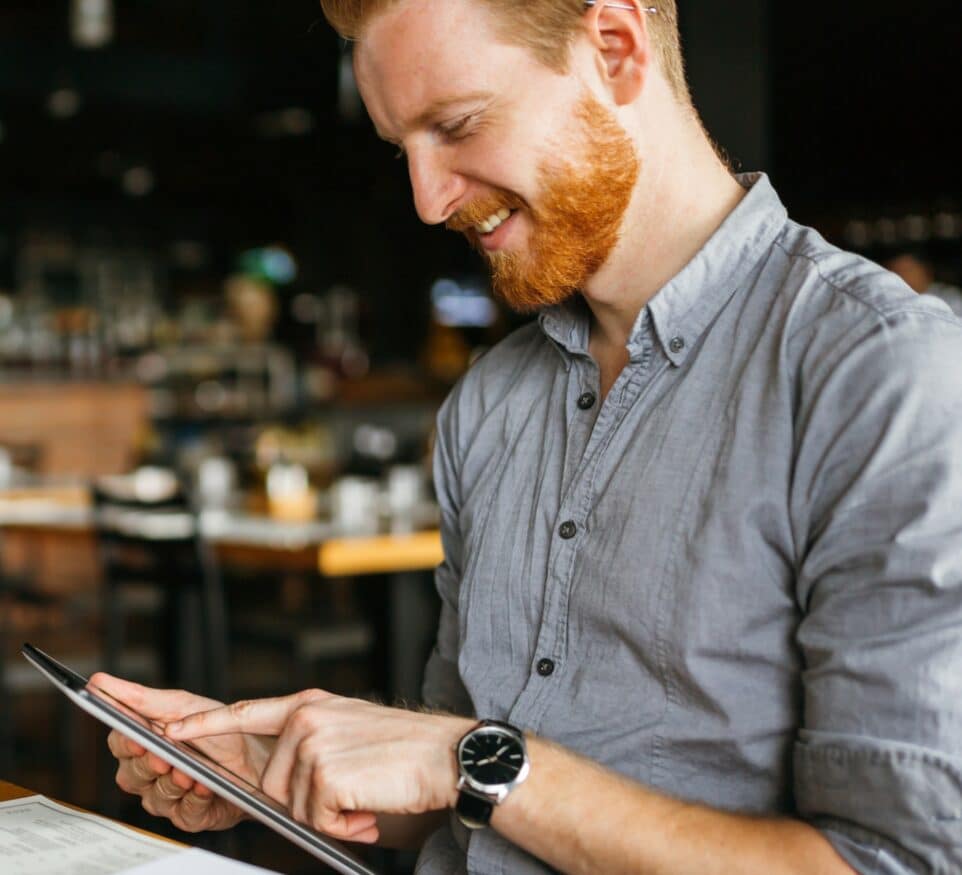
[447, 93, 639, 313]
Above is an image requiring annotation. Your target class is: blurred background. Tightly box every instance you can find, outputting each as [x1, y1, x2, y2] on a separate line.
[0, 0, 960, 872]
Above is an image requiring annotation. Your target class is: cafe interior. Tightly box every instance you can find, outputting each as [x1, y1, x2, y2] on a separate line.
[0, 0, 959, 873]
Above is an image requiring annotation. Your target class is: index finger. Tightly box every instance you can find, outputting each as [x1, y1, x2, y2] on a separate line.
[89, 673, 220, 722]
[166, 690, 329, 740]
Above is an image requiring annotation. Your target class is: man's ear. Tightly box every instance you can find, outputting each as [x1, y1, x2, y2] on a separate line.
[582, 1, 651, 105]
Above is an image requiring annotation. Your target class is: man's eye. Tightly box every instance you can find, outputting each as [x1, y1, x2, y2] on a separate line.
[440, 116, 474, 140]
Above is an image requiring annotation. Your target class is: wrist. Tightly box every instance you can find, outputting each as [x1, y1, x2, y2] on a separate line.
[436, 715, 476, 809]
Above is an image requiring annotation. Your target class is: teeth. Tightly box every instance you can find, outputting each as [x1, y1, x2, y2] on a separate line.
[476, 209, 513, 234]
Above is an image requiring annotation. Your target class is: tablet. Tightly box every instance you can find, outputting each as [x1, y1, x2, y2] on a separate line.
[21, 643, 380, 875]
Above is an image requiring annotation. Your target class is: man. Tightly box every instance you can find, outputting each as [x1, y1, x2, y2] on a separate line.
[98, 0, 962, 872]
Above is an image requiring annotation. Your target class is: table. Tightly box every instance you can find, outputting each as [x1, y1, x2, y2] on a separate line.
[0, 487, 444, 701]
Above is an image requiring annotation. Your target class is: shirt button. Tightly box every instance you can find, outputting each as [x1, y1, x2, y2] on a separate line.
[669, 336, 686, 353]
[559, 520, 577, 539]
[577, 391, 596, 410]
[536, 658, 555, 677]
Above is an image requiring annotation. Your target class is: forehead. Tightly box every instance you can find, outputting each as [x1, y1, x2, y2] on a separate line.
[354, 0, 548, 136]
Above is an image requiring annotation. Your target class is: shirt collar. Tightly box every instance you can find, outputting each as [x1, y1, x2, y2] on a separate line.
[538, 172, 788, 367]
[539, 297, 591, 368]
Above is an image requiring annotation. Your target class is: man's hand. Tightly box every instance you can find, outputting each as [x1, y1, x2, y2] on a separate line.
[91, 673, 270, 833]
[165, 689, 474, 843]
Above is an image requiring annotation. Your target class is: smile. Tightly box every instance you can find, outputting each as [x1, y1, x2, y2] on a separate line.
[476, 208, 514, 235]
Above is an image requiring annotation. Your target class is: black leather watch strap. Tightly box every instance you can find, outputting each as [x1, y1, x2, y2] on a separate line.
[455, 787, 494, 830]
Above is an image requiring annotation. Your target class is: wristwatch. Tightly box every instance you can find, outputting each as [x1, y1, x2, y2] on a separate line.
[454, 719, 530, 829]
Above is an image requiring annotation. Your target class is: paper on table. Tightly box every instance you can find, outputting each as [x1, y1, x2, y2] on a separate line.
[0, 794, 177, 875]
[125, 847, 280, 874]
[0, 795, 279, 875]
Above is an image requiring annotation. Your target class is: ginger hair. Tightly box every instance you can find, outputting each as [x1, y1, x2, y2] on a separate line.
[321, 0, 691, 103]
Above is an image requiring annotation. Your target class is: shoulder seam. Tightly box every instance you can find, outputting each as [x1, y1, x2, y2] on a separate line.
[771, 238, 961, 330]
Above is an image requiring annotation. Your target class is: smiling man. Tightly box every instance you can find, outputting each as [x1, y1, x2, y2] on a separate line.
[97, 0, 962, 872]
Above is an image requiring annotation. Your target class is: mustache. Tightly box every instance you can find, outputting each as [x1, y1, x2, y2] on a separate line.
[445, 193, 526, 234]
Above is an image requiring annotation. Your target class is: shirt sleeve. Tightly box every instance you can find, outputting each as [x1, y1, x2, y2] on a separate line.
[421, 391, 474, 717]
[791, 307, 962, 873]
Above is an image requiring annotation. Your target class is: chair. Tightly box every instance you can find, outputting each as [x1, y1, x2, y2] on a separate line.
[0, 441, 94, 793]
[230, 595, 375, 697]
[228, 564, 376, 699]
[92, 472, 228, 701]
[0, 584, 72, 781]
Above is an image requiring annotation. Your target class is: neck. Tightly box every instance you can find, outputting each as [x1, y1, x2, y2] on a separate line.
[582, 99, 748, 353]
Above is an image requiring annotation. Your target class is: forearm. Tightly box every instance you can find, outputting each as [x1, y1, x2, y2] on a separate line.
[490, 737, 856, 875]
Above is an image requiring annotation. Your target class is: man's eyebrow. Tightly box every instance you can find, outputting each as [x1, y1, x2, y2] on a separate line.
[376, 91, 494, 143]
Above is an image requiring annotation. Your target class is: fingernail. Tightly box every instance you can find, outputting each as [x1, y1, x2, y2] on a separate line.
[166, 721, 183, 735]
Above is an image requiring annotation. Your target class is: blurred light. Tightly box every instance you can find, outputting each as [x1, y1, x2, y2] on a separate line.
[353, 425, 397, 461]
[122, 166, 155, 197]
[0, 296, 13, 329]
[431, 277, 497, 327]
[135, 352, 168, 383]
[266, 461, 309, 500]
[239, 246, 297, 284]
[899, 214, 929, 243]
[195, 380, 227, 413]
[131, 466, 178, 503]
[843, 219, 871, 249]
[934, 212, 962, 240]
[71, 0, 114, 49]
[262, 248, 296, 283]
[47, 88, 82, 119]
[253, 107, 315, 138]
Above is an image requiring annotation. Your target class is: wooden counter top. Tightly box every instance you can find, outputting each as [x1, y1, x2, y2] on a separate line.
[0, 486, 444, 577]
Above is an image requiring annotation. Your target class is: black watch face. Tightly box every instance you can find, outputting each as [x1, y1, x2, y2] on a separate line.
[459, 730, 525, 786]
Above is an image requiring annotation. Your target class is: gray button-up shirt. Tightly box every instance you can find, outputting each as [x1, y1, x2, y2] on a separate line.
[417, 174, 962, 875]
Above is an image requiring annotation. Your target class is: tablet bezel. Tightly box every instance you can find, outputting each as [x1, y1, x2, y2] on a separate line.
[20, 643, 380, 875]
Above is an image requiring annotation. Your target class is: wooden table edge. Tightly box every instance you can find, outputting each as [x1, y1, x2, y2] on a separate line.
[317, 529, 444, 576]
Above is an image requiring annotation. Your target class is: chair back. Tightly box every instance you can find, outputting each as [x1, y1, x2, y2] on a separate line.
[92, 471, 227, 700]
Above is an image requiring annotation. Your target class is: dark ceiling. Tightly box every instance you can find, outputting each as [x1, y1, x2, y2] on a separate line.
[770, 0, 962, 220]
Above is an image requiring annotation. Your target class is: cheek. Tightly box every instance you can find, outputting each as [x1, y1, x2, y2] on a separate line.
[461, 141, 536, 204]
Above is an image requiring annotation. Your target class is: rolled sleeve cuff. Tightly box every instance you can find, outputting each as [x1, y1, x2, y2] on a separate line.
[795, 730, 962, 873]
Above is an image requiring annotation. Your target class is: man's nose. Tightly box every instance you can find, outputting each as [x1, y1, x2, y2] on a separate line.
[407, 147, 466, 226]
